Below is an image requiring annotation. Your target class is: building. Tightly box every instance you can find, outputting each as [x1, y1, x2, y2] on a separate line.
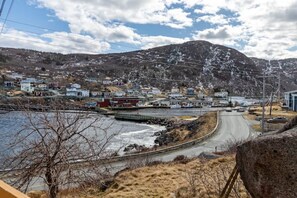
[110, 97, 141, 107]
[66, 87, 90, 97]
[102, 77, 112, 85]
[4, 81, 14, 88]
[151, 87, 161, 95]
[214, 90, 229, 98]
[284, 90, 297, 111]
[70, 83, 81, 89]
[20, 78, 36, 93]
[186, 88, 195, 96]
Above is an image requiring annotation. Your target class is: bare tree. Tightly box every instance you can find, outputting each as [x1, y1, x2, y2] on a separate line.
[3, 102, 119, 198]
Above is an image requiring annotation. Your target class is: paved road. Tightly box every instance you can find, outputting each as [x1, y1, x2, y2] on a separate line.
[12, 111, 253, 191]
[152, 111, 252, 161]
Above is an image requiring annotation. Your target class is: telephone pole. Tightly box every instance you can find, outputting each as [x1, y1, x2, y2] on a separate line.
[277, 72, 281, 103]
[262, 74, 266, 133]
[257, 73, 275, 133]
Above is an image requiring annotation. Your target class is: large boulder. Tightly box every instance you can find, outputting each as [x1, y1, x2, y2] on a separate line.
[236, 128, 297, 198]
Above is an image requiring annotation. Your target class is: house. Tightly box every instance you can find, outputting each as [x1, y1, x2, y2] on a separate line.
[66, 87, 89, 97]
[70, 83, 81, 89]
[90, 91, 101, 97]
[102, 77, 112, 85]
[110, 97, 142, 107]
[284, 90, 297, 111]
[186, 88, 195, 96]
[151, 87, 161, 95]
[214, 90, 228, 98]
[168, 92, 183, 99]
[171, 87, 179, 93]
[36, 83, 48, 91]
[4, 81, 14, 88]
[6, 72, 23, 80]
[197, 91, 206, 99]
[20, 78, 37, 93]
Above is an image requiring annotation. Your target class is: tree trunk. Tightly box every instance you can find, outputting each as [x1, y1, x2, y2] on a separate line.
[45, 167, 58, 198]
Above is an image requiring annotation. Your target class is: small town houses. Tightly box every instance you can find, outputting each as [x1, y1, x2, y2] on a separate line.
[1, 69, 287, 110]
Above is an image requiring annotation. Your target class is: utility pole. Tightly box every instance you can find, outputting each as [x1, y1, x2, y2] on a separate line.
[277, 72, 281, 103]
[262, 74, 266, 133]
[257, 73, 275, 133]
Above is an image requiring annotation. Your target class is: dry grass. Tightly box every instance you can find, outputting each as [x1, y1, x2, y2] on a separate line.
[194, 112, 217, 139]
[252, 124, 262, 132]
[243, 113, 256, 121]
[170, 112, 217, 142]
[29, 155, 250, 198]
[249, 105, 297, 119]
[68, 155, 249, 198]
[178, 115, 198, 121]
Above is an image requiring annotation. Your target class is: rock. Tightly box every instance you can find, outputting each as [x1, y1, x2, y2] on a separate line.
[198, 152, 221, 159]
[236, 127, 297, 198]
[124, 143, 146, 153]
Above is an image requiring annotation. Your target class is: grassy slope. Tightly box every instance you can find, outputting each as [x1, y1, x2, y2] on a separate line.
[72, 155, 249, 198]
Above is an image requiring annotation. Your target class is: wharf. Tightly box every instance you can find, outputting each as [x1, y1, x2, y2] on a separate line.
[114, 113, 157, 122]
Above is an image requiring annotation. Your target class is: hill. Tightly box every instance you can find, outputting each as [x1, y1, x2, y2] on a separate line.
[0, 40, 296, 95]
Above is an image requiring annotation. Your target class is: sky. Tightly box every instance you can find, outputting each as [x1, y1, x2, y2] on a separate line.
[0, 0, 296, 59]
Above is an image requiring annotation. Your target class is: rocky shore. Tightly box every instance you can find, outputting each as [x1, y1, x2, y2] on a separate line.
[123, 113, 216, 153]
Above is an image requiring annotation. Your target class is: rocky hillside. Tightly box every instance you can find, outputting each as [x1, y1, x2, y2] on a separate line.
[251, 58, 297, 92]
[0, 40, 296, 95]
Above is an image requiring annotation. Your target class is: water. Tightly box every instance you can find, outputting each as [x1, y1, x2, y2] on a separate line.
[0, 111, 165, 159]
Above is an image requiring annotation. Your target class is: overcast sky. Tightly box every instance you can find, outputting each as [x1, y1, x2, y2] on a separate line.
[0, 0, 296, 59]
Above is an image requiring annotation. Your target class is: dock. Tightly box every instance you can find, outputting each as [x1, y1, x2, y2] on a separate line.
[114, 113, 156, 122]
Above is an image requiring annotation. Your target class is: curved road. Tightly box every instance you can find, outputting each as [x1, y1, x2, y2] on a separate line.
[153, 111, 251, 161]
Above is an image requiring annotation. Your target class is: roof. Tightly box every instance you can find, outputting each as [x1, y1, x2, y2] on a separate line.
[284, 90, 297, 94]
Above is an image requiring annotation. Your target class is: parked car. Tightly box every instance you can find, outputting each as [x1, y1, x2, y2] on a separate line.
[266, 117, 288, 123]
[225, 108, 232, 112]
[237, 108, 245, 112]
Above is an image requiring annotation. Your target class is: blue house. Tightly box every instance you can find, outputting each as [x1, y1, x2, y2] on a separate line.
[284, 90, 297, 111]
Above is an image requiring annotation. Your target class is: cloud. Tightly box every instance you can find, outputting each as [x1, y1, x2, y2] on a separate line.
[196, 14, 229, 25]
[33, 0, 193, 29]
[140, 35, 190, 49]
[1, 0, 296, 59]
[0, 29, 110, 54]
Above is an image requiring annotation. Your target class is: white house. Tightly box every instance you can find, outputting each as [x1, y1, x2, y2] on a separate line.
[102, 77, 112, 85]
[114, 91, 126, 97]
[284, 90, 297, 111]
[70, 83, 81, 89]
[169, 92, 183, 99]
[37, 83, 48, 91]
[171, 88, 179, 93]
[20, 79, 36, 93]
[151, 87, 161, 95]
[214, 91, 228, 98]
[66, 88, 89, 97]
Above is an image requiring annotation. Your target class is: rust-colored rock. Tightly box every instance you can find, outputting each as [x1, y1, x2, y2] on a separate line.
[236, 128, 297, 198]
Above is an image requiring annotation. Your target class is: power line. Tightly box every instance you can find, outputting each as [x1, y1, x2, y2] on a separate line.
[0, 0, 14, 34]
[0, 0, 6, 16]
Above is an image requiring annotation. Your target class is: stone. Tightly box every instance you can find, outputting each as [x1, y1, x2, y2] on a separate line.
[198, 152, 221, 159]
[236, 127, 297, 198]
